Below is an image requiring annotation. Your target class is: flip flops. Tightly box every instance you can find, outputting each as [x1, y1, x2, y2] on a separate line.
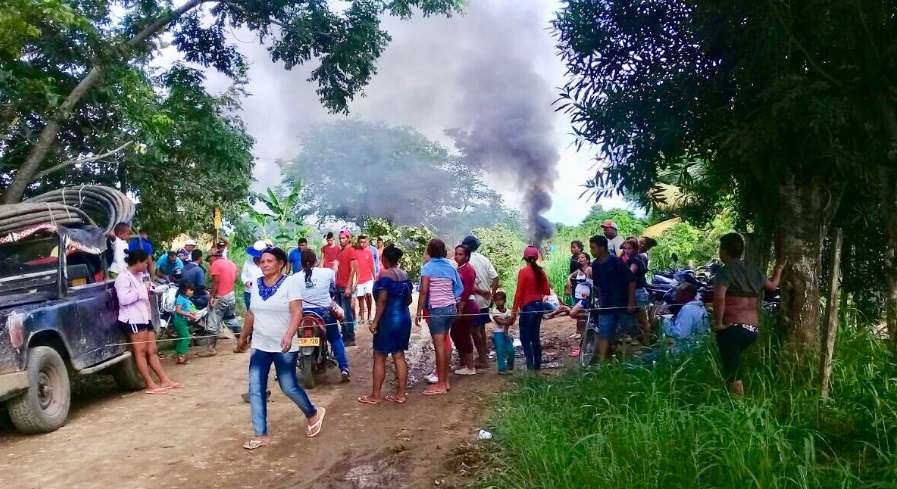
[144, 387, 169, 395]
[423, 387, 448, 396]
[357, 395, 380, 405]
[385, 394, 407, 404]
[306, 407, 326, 438]
[242, 438, 270, 450]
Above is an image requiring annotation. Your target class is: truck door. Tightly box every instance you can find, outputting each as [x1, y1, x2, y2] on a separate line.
[64, 247, 124, 370]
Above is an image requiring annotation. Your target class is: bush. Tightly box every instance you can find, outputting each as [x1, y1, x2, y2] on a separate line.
[478, 322, 897, 489]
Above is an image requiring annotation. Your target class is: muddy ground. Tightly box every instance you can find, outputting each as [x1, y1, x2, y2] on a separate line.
[0, 316, 578, 489]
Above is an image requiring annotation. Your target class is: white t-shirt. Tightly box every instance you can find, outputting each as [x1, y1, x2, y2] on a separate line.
[298, 267, 335, 310]
[249, 274, 303, 353]
[491, 307, 512, 333]
[109, 237, 129, 275]
[607, 235, 624, 257]
[573, 271, 593, 300]
[469, 252, 499, 309]
[240, 260, 262, 293]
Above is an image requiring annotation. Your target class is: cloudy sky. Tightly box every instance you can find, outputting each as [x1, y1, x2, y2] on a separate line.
[191, 0, 629, 225]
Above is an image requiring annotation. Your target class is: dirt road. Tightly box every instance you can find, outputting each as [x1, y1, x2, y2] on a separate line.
[0, 317, 576, 489]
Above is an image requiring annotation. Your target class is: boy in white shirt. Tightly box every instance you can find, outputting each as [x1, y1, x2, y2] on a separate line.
[490, 291, 515, 375]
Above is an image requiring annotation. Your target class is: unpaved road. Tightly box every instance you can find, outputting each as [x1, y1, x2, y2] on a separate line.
[0, 317, 576, 489]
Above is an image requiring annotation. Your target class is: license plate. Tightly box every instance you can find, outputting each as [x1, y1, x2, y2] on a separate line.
[298, 337, 320, 347]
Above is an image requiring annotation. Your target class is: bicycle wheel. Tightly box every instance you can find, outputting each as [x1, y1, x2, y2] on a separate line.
[580, 313, 599, 367]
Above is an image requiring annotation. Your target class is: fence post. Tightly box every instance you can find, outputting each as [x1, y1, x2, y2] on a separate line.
[819, 228, 843, 401]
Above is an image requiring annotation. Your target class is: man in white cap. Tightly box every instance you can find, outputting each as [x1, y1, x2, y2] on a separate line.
[601, 220, 625, 257]
[178, 238, 198, 262]
[240, 240, 268, 310]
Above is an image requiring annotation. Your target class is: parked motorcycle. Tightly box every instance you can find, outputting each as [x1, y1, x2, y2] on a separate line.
[295, 311, 336, 389]
[152, 279, 209, 344]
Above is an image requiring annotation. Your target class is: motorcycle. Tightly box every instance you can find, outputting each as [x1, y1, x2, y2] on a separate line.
[295, 311, 336, 389]
[152, 279, 209, 344]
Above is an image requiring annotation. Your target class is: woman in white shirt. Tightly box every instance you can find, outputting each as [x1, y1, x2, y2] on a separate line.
[236, 247, 325, 449]
[298, 249, 350, 381]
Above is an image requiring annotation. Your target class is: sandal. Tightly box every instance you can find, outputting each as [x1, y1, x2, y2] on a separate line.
[242, 439, 270, 450]
[161, 382, 183, 389]
[176, 356, 189, 365]
[357, 395, 380, 405]
[423, 387, 448, 396]
[306, 407, 326, 438]
[385, 394, 407, 404]
[145, 387, 169, 395]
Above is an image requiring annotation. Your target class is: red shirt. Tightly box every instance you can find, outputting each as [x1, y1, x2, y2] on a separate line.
[356, 247, 374, 283]
[457, 262, 479, 314]
[335, 245, 356, 288]
[321, 244, 340, 269]
[513, 265, 550, 313]
[209, 258, 237, 296]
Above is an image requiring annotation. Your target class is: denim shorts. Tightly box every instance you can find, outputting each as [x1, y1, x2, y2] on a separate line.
[427, 305, 456, 334]
[595, 313, 625, 340]
[635, 287, 650, 307]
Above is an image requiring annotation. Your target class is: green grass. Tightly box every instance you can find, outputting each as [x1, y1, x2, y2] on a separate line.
[478, 323, 897, 489]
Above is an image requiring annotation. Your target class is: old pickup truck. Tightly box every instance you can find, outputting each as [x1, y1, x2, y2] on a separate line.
[0, 224, 148, 433]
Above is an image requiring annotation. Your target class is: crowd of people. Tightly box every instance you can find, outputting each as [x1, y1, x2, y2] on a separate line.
[107, 218, 784, 449]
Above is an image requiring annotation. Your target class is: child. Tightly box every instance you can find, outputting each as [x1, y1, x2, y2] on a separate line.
[491, 291, 515, 375]
[173, 283, 199, 364]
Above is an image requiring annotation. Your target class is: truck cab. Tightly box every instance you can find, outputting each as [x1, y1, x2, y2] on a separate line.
[0, 225, 147, 433]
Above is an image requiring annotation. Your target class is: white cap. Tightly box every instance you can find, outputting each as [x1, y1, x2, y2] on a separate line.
[184, 239, 197, 246]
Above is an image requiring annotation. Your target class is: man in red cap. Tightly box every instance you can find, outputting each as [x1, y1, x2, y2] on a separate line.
[334, 229, 358, 346]
[601, 220, 624, 257]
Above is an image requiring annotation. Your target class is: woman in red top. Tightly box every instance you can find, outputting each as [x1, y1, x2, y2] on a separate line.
[512, 246, 551, 371]
[451, 245, 479, 375]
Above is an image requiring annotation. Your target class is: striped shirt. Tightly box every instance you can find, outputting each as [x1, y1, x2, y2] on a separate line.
[429, 277, 456, 308]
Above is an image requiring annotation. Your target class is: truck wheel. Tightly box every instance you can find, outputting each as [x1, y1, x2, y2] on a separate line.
[7, 346, 71, 434]
[298, 356, 317, 389]
[111, 356, 146, 391]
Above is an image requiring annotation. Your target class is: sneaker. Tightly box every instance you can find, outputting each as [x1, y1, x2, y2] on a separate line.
[454, 367, 477, 376]
[340, 369, 351, 382]
[425, 372, 439, 384]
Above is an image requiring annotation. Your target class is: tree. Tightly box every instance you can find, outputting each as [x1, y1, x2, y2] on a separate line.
[553, 0, 897, 354]
[282, 120, 522, 238]
[1, 0, 462, 203]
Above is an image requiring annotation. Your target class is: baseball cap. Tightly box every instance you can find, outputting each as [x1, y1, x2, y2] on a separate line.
[523, 246, 540, 260]
[246, 239, 272, 258]
[184, 239, 197, 246]
[339, 229, 352, 238]
[600, 220, 618, 230]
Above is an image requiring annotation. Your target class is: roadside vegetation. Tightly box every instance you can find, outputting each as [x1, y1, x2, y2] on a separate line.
[478, 317, 897, 489]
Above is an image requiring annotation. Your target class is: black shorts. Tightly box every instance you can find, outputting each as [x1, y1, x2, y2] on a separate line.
[119, 321, 154, 335]
[473, 307, 492, 327]
[715, 324, 758, 380]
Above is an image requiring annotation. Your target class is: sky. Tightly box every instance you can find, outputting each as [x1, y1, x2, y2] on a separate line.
[187, 0, 630, 226]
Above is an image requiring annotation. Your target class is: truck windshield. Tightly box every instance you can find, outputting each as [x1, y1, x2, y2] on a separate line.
[0, 235, 59, 292]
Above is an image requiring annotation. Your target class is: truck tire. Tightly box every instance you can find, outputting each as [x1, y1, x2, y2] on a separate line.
[7, 346, 71, 434]
[111, 356, 145, 391]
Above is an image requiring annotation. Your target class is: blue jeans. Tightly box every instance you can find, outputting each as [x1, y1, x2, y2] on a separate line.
[249, 349, 316, 436]
[336, 287, 355, 343]
[492, 331, 514, 372]
[305, 308, 349, 371]
[519, 301, 546, 370]
[243, 291, 251, 310]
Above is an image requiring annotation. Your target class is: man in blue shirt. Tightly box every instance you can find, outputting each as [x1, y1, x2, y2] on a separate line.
[155, 251, 184, 281]
[589, 235, 636, 363]
[287, 237, 308, 274]
[181, 249, 208, 308]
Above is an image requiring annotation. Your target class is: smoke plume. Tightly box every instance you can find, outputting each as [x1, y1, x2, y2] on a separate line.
[442, 23, 560, 245]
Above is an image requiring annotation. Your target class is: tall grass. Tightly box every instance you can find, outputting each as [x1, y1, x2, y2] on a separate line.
[479, 322, 897, 489]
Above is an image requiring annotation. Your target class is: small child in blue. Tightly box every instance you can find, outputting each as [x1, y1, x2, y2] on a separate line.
[490, 291, 515, 375]
[173, 284, 199, 364]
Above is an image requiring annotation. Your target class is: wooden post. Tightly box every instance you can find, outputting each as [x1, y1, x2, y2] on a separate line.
[819, 228, 843, 400]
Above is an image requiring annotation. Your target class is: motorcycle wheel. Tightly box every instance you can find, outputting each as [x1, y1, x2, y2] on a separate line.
[580, 326, 599, 368]
[298, 356, 317, 390]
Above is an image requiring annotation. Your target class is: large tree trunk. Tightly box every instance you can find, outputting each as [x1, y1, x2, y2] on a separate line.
[775, 175, 837, 356]
[2, 0, 205, 204]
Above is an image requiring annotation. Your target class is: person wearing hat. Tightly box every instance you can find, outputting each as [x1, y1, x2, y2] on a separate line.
[511, 246, 551, 371]
[177, 238, 198, 263]
[461, 235, 500, 369]
[241, 240, 267, 310]
[601, 220, 625, 257]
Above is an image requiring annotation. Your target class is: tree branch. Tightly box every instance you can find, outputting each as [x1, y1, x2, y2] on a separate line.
[33, 140, 135, 181]
[768, 0, 842, 88]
